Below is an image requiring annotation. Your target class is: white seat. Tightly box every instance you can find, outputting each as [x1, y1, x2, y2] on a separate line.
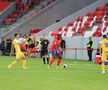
[66, 26, 73, 37]
[84, 26, 98, 37]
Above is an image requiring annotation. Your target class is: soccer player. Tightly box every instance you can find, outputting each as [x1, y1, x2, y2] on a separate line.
[49, 34, 62, 68]
[8, 33, 27, 69]
[41, 34, 49, 64]
[99, 35, 108, 74]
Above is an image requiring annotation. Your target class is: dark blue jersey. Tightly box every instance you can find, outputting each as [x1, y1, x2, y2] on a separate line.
[41, 39, 49, 50]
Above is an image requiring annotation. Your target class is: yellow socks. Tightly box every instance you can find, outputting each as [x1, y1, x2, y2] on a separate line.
[102, 63, 105, 71]
[22, 60, 27, 68]
[8, 60, 18, 69]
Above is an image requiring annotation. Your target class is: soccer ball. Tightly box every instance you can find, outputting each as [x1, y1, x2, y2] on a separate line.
[63, 64, 67, 68]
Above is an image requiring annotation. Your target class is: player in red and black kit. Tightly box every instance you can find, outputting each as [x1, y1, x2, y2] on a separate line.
[49, 34, 62, 68]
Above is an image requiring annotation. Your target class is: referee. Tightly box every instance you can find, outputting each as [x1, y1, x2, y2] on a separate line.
[41, 34, 49, 64]
[86, 37, 93, 61]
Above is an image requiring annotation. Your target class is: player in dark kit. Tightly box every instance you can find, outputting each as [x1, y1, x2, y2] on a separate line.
[49, 34, 62, 68]
[41, 34, 49, 64]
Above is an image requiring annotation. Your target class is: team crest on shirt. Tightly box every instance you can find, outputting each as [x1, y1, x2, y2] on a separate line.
[105, 43, 108, 47]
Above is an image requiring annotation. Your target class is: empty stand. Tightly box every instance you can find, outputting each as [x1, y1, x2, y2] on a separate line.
[49, 2, 108, 37]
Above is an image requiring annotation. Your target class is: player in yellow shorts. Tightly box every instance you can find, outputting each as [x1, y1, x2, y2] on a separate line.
[99, 35, 108, 74]
[8, 33, 27, 69]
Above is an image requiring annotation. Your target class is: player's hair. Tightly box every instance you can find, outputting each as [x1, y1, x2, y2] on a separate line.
[14, 33, 18, 37]
[103, 35, 106, 38]
[57, 34, 61, 40]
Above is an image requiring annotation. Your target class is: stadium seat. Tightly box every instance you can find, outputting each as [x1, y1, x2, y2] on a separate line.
[67, 22, 73, 26]
[86, 11, 94, 18]
[96, 7, 104, 12]
[78, 26, 85, 33]
[96, 16, 103, 23]
[72, 26, 76, 32]
[95, 11, 104, 17]
[5, 18, 12, 25]
[77, 16, 83, 22]
[84, 21, 91, 28]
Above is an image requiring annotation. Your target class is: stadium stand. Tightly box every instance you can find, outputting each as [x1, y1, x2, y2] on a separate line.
[0, 0, 97, 39]
[0, 2, 11, 12]
[49, 2, 108, 37]
[0, 0, 55, 26]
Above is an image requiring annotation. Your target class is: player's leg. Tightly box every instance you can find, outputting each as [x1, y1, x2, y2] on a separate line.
[101, 53, 106, 74]
[45, 50, 49, 64]
[42, 50, 46, 64]
[49, 51, 55, 68]
[21, 52, 27, 69]
[46, 55, 49, 64]
[56, 54, 62, 68]
[8, 54, 19, 69]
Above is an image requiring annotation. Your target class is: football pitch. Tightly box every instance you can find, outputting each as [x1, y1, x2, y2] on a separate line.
[0, 56, 108, 90]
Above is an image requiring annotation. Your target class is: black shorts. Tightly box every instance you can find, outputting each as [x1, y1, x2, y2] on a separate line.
[41, 49, 48, 56]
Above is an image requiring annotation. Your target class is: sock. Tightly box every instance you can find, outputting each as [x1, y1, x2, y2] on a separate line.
[47, 57, 49, 64]
[22, 60, 26, 68]
[49, 58, 55, 67]
[57, 59, 61, 67]
[43, 58, 46, 64]
[102, 62, 105, 71]
[10, 60, 18, 66]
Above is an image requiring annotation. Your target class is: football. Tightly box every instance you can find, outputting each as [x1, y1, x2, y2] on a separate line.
[63, 64, 68, 68]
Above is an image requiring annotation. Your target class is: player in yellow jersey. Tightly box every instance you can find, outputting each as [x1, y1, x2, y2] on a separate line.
[8, 33, 27, 69]
[99, 35, 108, 74]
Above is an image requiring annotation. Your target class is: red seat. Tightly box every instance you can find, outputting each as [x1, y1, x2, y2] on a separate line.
[64, 27, 69, 32]
[97, 31, 102, 37]
[96, 7, 104, 12]
[72, 27, 76, 32]
[105, 2, 108, 7]
[12, 9, 18, 15]
[78, 26, 85, 33]
[24, 5, 29, 12]
[105, 20, 108, 26]
[97, 25, 102, 32]
[86, 11, 94, 17]
[84, 21, 91, 28]
[6, 18, 12, 25]
[87, 16, 93, 21]
[95, 11, 104, 17]
[96, 16, 102, 23]
[7, 14, 12, 19]
[18, 9, 23, 17]
[77, 16, 83, 22]
[72, 32, 76, 37]
[104, 6, 108, 12]
[93, 32, 97, 37]
[50, 32, 58, 37]
[57, 27, 62, 32]
[67, 22, 73, 26]
[12, 14, 18, 21]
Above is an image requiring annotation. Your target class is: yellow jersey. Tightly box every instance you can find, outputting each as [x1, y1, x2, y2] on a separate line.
[101, 39, 108, 53]
[12, 39, 22, 54]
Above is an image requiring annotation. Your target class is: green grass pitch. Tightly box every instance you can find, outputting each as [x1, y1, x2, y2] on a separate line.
[0, 56, 108, 90]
